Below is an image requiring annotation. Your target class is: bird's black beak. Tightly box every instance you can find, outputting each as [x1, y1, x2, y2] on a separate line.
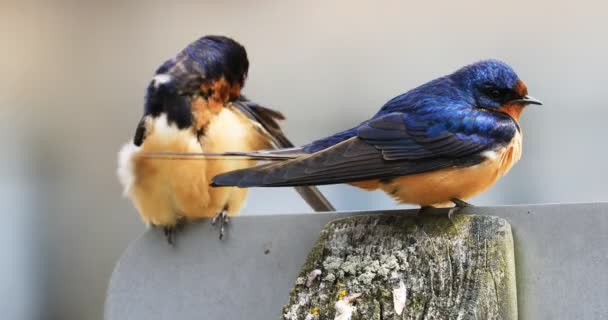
[510, 95, 543, 105]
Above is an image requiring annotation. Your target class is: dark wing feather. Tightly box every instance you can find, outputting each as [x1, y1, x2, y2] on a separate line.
[213, 137, 483, 187]
[231, 96, 335, 211]
[213, 109, 517, 188]
[231, 97, 292, 148]
[133, 116, 147, 146]
[134, 80, 194, 146]
[357, 112, 503, 161]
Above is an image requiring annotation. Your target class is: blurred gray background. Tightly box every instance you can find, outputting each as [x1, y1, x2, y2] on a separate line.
[1, 0, 607, 319]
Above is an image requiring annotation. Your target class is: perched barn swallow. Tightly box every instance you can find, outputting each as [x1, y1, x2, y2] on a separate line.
[118, 35, 334, 243]
[211, 60, 541, 214]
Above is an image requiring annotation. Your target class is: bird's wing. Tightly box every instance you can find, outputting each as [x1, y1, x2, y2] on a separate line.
[356, 111, 513, 160]
[212, 109, 517, 187]
[133, 116, 147, 146]
[133, 81, 194, 146]
[231, 97, 296, 150]
[231, 97, 336, 211]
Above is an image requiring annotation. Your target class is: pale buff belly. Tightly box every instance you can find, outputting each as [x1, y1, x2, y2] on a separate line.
[197, 106, 271, 217]
[379, 132, 522, 207]
[117, 108, 270, 226]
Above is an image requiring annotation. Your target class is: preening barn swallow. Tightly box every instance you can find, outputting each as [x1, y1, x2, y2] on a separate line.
[118, 35, 334, 243]
[211, 60, 542, 214]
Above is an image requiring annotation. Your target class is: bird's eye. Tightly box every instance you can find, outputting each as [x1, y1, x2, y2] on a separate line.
[482, 86, 507, 100]
[488, 89, 502, 98]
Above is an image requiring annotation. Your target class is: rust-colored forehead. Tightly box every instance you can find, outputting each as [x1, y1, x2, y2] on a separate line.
[514, 80, 528, 97]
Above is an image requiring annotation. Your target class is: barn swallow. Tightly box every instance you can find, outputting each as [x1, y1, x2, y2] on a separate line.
[210, 60, 541, 214]
[118, 35, 334, 244]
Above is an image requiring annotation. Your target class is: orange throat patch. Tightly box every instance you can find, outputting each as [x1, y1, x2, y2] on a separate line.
[192, 78, 243, 131]
[501, 79, 529, 121]
[498, 104, 525, 121]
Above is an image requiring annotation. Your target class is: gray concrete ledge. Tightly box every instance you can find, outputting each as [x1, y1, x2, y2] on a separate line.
[105, 203, 608, 320]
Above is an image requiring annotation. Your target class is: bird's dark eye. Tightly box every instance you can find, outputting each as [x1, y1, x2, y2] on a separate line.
[482, 86, 508, 101]
[488, 89, 502, 98]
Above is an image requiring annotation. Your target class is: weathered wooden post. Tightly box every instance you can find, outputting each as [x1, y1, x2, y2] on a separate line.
[283, 214, 516, 319]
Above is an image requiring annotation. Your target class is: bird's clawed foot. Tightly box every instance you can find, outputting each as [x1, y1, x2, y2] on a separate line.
[211, 211, 230, 240]
[447, 198, 473, 221]
[162, 219, 186, 246]
[451, 198, 473, 208]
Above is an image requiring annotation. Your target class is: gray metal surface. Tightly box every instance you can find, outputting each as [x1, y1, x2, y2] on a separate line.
[105, 203, 608, 319]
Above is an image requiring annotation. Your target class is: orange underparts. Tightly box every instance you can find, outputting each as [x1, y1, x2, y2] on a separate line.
[349, 179, 381, 191]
